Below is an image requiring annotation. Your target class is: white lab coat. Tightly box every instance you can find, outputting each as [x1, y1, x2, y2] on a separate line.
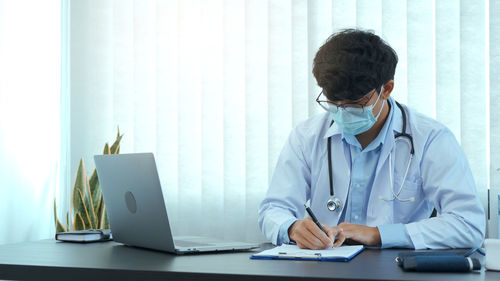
[258, 100, 485, 249]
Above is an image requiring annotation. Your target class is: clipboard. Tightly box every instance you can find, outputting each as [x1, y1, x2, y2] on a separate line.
[250, 244, 364, 262]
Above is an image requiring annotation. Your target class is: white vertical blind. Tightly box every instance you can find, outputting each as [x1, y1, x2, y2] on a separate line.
[461, 0, 489, 227]
[382, 0, 408, 105]
[407, 0, 436, 116]
[66, 0, 497, 243]
[436, 0, 461, 136]
[245, 0, 269, 240]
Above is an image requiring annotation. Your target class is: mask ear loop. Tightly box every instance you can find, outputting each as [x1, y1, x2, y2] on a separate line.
[373, 86, 386, 119]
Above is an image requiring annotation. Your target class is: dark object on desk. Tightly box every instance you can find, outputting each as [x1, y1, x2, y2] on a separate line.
[402, 256, 480, 272]
[55, 229, 112, 243]
[396, 249, 481, 272]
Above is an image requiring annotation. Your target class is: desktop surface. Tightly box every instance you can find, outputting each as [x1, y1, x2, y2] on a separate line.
[0, 239, 498, 281]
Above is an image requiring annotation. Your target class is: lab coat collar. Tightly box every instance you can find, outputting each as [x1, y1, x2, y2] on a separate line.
[323, 120, 342, 139]
[390, 97, 403, 134]
[373, 97, 405, 183]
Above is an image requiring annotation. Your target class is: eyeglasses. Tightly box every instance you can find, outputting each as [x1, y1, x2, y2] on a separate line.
[315, 89, 378, 114]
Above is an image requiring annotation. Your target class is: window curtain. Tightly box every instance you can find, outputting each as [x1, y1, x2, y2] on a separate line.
[0, 0, 61, 245]
[68, 0, 498, 242]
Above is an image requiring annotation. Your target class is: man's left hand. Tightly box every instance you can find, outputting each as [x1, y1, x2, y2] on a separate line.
[327, 222, 381, 246]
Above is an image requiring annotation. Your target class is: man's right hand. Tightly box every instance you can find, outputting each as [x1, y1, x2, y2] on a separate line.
[288, 218, 345, 249]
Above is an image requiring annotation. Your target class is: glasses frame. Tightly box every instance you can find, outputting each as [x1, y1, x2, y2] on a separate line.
[315, 89, 378, 113]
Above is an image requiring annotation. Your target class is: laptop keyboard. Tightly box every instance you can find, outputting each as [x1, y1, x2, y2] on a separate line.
[175, 240, 213, 247]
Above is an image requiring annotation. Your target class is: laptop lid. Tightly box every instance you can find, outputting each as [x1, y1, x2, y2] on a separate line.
[94, 153, 177, 253]
[94, 153, 258, 254]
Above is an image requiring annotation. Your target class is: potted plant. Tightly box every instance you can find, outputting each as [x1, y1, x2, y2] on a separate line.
[54, 128, 123, 233]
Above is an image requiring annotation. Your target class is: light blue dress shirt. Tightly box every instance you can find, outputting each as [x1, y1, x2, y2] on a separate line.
[261, 97, 485, 249]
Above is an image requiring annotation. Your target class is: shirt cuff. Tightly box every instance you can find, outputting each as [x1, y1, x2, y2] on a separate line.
[378, 223, 415, 248]
[277, 218, 298, 245]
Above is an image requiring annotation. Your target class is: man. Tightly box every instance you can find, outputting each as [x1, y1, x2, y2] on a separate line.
[258, 29, 485, 250]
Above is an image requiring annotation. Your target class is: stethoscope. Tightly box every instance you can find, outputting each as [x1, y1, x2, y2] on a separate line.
[326, 101, 415, 212]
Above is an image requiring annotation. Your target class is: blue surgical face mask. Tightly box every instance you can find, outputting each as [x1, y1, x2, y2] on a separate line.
[329, 88, 386, 135]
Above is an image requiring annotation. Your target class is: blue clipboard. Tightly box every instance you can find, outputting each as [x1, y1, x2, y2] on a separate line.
[250, 245, 364, 262]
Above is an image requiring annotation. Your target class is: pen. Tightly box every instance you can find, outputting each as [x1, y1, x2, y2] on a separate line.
[304, 204, 328, 236]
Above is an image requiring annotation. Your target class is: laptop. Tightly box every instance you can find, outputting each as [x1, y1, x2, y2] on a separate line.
[94, 153, 259, 254]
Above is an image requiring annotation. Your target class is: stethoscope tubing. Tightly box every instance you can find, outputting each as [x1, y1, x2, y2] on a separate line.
[326, 101, 415, 210]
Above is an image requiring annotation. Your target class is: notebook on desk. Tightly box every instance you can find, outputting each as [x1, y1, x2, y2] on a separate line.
[94, 153, 259, 254]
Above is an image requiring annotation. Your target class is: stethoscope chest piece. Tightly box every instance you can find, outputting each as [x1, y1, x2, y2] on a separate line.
[327, 196, 342, 211]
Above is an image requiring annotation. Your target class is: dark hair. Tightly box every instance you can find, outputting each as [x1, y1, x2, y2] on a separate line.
[312, 29, 398, 101]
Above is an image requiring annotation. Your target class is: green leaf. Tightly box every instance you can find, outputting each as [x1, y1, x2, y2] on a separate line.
[89, 169, 102, 216]
[89, 169, 99, 194]
[73, 213, 86, 231]
[110, 127, 123, 154]
[54, 200, 66, 233]
[100, 204, 110, 229]
[71, 159, 87, 216]
[95, 195, 103, 228]
[66, 211, 69, 231]
[103, 143, 111, 155]
[78, 189, 94, 229]
[102, 206, 110, 229]
[84, 184, 97, 229]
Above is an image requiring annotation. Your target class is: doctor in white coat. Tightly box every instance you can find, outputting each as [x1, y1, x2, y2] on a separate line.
[258, 29, 485, 250]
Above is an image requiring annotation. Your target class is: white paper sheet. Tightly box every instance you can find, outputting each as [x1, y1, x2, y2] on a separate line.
[252, 244, 364, 259]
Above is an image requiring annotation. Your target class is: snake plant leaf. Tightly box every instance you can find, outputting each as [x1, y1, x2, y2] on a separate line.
[66, 211, 69, 231]
[95, 195, 103, 228]
[73, 212, 86, 231]
[92, 187, 102, 221]
[110, 127, 123, 154]
[84, 183, 97, 229]
[89, 168, 102, 215]
[112, 143, 121, 155]
[71, 159, 88, 216]
[103, 143, 111, 155]
[53, 200, 66, 233]
[102, 205, 110, 229]
[77, 188, 94, 229]
[89, 168, 99, 194]
[98, 202, 110, 229]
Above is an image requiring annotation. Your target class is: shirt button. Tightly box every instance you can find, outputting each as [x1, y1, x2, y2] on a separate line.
[354, 215, 359, 220]
[355, 184, 361, 188]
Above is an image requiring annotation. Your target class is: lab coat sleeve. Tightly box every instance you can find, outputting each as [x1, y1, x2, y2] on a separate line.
[277, 218, 298, 245]
[378, 223, 414, 248]
[405, 128, 485, 249]
[258, 128, 310, 245]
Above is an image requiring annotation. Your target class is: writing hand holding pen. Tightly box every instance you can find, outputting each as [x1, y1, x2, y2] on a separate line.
[287, 205, 345, 250]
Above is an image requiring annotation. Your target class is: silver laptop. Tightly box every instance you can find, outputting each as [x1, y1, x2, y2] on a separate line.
[94, 153, 258, 254]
